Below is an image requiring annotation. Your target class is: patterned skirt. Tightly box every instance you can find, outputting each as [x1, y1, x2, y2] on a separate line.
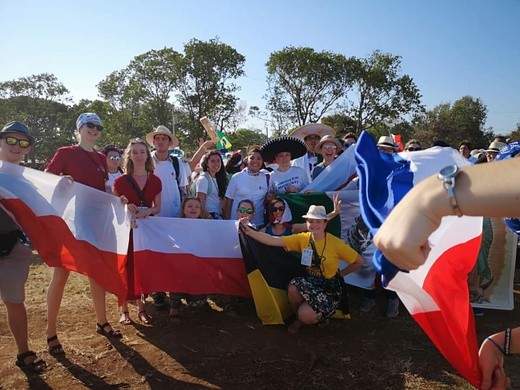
[289, 275, 342, 322]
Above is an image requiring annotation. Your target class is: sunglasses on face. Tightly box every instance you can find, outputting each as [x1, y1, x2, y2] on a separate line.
[272, 206, 285, 212]
[3, 136, 31, 148]
[238, 207, 254, 214]
[85, 122, 104, 131]
[407, 147, 421, 151]
[322, 145, 337, 151]
[109, 155, 121, 161]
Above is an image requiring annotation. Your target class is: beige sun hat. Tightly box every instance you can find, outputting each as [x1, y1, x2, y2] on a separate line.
[302, 205, 329, 220]
[377, 136, 397, 149]
[145, 125, 179, 148]
[315, 135, 343, 154]
[289, 123, 335, 141]
[485, 141, 506, 153]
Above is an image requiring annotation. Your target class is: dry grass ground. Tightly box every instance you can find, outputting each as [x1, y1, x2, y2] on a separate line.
[0, 253, 519, 389]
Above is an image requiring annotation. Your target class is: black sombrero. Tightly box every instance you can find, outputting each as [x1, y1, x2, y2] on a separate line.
[261, 136, 307, 163]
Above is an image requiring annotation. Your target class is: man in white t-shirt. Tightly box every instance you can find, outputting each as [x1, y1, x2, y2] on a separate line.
[146, 126, 189, 218]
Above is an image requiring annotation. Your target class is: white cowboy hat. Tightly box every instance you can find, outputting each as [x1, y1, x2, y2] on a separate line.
[377, 136, 397, 149]
[302, 205, 329, 220]
[145, 125, 179, 148]
[485, 141, 506, 153]
[289, 123, 335, 141]
[315, 135, 343, 154]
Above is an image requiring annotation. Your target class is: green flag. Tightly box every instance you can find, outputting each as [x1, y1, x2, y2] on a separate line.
[217, 130, 232, 150]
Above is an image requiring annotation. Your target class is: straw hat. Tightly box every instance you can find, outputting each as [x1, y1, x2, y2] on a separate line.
[315, 135, 343, 154]
[485, 141, 506, 153]
[145, 125, 179, 148]
[377, 136, 397, 149]
[302, 205, 329, 220]
[289, 123, 335, 141]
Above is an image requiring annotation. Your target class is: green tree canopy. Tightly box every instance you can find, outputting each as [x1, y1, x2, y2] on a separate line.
[265, 46, 354, 130]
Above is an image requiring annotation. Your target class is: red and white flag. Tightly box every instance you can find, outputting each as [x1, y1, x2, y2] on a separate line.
[0, 161, 130, 299]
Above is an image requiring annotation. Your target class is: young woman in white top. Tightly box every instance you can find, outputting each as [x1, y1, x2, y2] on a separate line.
[194, 150, 228, 219]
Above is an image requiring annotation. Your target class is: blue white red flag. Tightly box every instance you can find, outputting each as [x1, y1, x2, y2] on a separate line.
[355, 131, 483, 387]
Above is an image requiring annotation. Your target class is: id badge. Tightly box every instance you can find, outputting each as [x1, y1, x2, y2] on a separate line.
[301, 249, 313, 266]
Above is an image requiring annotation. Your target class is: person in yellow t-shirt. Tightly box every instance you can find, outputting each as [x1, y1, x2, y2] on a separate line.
[240, 204, 364, 334]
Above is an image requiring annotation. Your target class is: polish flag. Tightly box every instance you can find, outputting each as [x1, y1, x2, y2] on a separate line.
[0, 161, 130, 299]
[355, 132, 482, 387]
[132, 217, 251, 297]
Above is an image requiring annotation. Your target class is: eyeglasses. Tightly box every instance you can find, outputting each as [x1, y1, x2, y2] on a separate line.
[3, 136, 31, 148]
[238, 207, 254, 214]
[322, 145, 337, 151]
[407, 147, 421, 151]
[109, 155, 121, 161]
[85, 122, 104, 131]
[272, 206, 285, 212]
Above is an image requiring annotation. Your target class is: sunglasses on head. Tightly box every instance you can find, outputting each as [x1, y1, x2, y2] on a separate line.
[407, 147, 421, 151]
[272, 206, 285, 212]
[3, 136, 31, 148]
[85, 122, 104, 131]
[238, 207, 254, 214]
[109, 155, 121, 161]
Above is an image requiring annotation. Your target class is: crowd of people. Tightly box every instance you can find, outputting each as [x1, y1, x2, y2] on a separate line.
[0, 114, 518, 389]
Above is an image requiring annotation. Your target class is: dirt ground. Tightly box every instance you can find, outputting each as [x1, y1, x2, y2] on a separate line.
[1, 253, 519, 390]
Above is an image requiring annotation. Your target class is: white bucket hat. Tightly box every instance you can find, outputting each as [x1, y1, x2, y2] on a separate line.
[302, 205, 329, 220]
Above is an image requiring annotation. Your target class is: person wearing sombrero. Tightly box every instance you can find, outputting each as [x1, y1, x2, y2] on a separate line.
[289, 123, 335, 181]
[312, 135, 343, 180]
[240, 204, 364, 334]
[261, 136, 308, 194]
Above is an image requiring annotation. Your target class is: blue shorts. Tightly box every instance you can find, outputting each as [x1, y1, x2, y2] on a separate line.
[0, 241, 31, 303]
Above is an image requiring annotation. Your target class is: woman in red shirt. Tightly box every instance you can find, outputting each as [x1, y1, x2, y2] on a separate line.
[113, 138, 161, 325]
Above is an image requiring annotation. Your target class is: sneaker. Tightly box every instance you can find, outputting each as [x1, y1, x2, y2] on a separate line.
[360, 297, 376, 313]
[386, 298, 399, 318]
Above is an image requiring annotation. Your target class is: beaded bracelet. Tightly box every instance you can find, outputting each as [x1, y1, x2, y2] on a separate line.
[486, 337, 506, 355]
[504, 328, 512, 356]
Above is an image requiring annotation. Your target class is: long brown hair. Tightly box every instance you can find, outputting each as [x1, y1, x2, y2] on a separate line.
[201, 149, 228, 198]
[122, 138, 155, 174]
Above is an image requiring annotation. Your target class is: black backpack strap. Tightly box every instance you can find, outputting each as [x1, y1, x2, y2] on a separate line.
[124, 174, 148, 207]
[170, 156, 180, 186]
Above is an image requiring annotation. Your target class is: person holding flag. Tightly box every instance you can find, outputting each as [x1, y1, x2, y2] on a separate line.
[372, 158, 520, 389]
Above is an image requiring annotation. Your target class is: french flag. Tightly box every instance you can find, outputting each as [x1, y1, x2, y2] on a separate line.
[355, 132, 483, 387]
[132, 218, 251, 297]
[0, 161, 130, 299]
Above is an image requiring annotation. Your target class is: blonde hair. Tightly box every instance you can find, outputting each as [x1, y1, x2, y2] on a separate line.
[122, 138, 155, 174]
[180, 196, 210, 219]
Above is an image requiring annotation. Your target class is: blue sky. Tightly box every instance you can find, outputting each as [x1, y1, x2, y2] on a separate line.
[1, 0, 519, 134]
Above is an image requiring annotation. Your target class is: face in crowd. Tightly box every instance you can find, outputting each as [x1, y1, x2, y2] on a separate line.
[106, 150, 122, 173]
[0, 132, 32, 163]
[183, 198, 203, 219]
[377, 145, 395, 154]
[304, 134, 321, 153]
[459, 144, 470, 159]
[153, 134, 172, 153]
[237, 200, 255, 221]
[246, 150, 263, 173]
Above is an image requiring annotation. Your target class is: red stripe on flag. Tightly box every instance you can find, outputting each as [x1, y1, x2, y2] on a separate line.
[133, 250, 252, 297]
[1, 198, 128, 299]
[413, 235, 483, 388]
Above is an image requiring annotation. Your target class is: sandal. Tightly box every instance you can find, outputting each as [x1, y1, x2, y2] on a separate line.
[138, 310, 152, 325]
[47, 335, 65, 356]
[15, 351, 47, 373]
[119, 311, 132, 325]
[96, 322, 123, 339]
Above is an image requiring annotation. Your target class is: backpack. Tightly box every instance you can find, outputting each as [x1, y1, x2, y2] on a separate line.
[169, 155, 180, 187]
[190, 171, 213, 197]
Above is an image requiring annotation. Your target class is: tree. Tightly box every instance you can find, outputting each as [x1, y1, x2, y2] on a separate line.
[0, 74, 72, 164]
[175, 37, 246, 149]
[344, 50, 423, 134]
[321, 114, 357, 138]
[412, 96, 492, 148]
[265, 46, 354, 128]
[229, 128, 267, 151]
[506, 121, 520, 141]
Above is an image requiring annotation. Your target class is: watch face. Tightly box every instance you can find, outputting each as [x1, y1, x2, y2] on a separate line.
[439, 165, 458, 178]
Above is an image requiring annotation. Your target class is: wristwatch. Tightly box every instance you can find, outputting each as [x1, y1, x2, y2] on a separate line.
[437, 165, 463, 217]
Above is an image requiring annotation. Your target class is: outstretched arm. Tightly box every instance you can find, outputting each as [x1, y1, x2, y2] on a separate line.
[374, 158, 520, 271]
[240, 219, 285, 247]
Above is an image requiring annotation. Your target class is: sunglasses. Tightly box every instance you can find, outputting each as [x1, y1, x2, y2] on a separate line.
[3, 136, 31, 148]
[272, 206, 285, 212]
[322, 145, 337, 150]
[238, 207, 254, 214]
[407, 147, 421, 151]
[85, 122, 104, 131]
[109, 155, 121, 161]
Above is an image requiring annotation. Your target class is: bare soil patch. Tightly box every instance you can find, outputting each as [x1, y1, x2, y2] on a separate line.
[1, 254, 519, 389]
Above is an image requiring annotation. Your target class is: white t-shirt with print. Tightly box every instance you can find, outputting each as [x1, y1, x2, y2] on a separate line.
[269, 166, 309, 193]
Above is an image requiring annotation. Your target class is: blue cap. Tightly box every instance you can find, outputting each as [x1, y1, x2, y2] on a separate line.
[76, 113, 102, 130]
[1, 121, 33, 144]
